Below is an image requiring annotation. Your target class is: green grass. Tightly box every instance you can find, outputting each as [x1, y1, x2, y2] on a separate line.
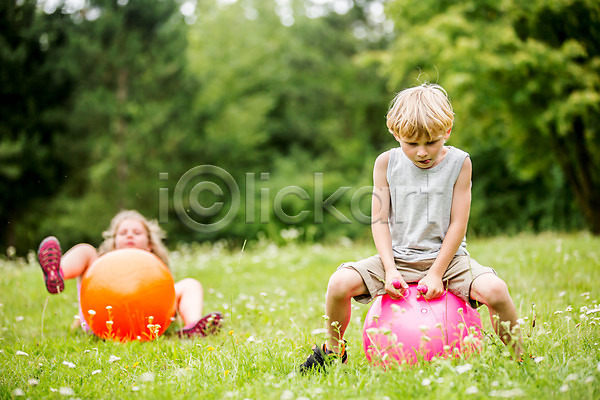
[1, 233, 599, 399]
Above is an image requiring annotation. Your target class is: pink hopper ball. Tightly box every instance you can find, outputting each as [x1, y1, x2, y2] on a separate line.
[363, 284, 483, 365]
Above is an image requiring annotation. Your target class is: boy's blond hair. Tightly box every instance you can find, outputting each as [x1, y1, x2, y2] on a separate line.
[386, 83, 454, 141]
[98, 210, 169, 266]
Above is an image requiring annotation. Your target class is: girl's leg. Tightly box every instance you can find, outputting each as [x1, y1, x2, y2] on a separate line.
[325, 267, 369, 353]
[61, 244, 97, 332]
[470, 273, 523, 355]
[61, 244, 98, 280]
[175, 278, 222, 337]
[174, 278, 204, 326]
[39, 237, 97, 293]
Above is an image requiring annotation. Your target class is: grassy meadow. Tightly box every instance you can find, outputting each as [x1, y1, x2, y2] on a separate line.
[1, 232, 599, 399]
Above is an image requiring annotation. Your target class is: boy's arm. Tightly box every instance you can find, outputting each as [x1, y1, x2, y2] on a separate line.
[420, 157, 472, 299]
[372, 151, 409, 298]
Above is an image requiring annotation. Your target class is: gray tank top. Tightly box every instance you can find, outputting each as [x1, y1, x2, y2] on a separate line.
[387, 146, 469, 261]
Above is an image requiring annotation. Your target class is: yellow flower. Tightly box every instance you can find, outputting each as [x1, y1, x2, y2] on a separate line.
[207, 346, 215, 351]
[228, 330, 234, 335]
[224, 370, 230, 376]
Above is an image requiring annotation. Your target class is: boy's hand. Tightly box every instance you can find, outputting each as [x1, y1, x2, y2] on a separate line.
[385, 271, 408, 299]
[418, 275, 444, 300]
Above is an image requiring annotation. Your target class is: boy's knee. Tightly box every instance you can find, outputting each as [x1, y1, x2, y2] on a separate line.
[326, 268, 364, 300]
[473, 275, 511, 307]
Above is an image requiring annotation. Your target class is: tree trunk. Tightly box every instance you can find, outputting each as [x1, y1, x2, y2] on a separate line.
[549, 119, 600, 235]
[115, 68, 129, 209]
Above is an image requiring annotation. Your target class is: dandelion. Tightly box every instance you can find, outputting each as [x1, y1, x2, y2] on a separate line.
[207, 346, 215, 351]
[15, 350, 29, 356]
[559, 384, 569, 392]
[455, 364, 472, 374]
[489, 388, 525, 397]
[59, 387, 75, 396]
[228, 330, 234, 335]
[565, 373, 578, 382]
[139, 372, 154, 382]
[224, 370, 230, 376]
[465, 386, 478, 394]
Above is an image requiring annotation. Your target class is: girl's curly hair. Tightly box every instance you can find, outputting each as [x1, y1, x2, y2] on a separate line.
[97, 210, 169, 267]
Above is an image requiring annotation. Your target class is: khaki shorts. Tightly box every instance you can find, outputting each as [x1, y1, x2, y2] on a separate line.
[338, 255, 496, 308]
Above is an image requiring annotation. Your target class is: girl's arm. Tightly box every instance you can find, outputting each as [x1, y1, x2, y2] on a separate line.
[371, 151, 408, 298]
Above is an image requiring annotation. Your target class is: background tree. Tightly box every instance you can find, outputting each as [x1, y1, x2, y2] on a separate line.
[384, 0, 595, 233]
[0, 0, 77, 248]
[34, 0, 193, 247]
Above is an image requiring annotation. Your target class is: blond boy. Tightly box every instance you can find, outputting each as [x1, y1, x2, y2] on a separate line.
[300, 84, 522, 372]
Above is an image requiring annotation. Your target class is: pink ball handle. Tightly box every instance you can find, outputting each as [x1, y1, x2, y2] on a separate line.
[392, 279, 401, 289]
[416, 284, 428, 294]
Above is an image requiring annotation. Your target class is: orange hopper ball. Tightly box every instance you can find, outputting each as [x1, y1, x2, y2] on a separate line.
[80, 248, 176, 342]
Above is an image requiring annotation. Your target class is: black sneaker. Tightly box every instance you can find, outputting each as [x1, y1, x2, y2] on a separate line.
[299, 341, 348, 373]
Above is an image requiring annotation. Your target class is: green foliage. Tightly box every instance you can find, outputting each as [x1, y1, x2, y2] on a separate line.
[1, 0, 595, 254]
[154, 0, 389, 246]
[1, 234, 599, 398]
[0, 0, 78, 248]
[385, 0, 598, 233]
